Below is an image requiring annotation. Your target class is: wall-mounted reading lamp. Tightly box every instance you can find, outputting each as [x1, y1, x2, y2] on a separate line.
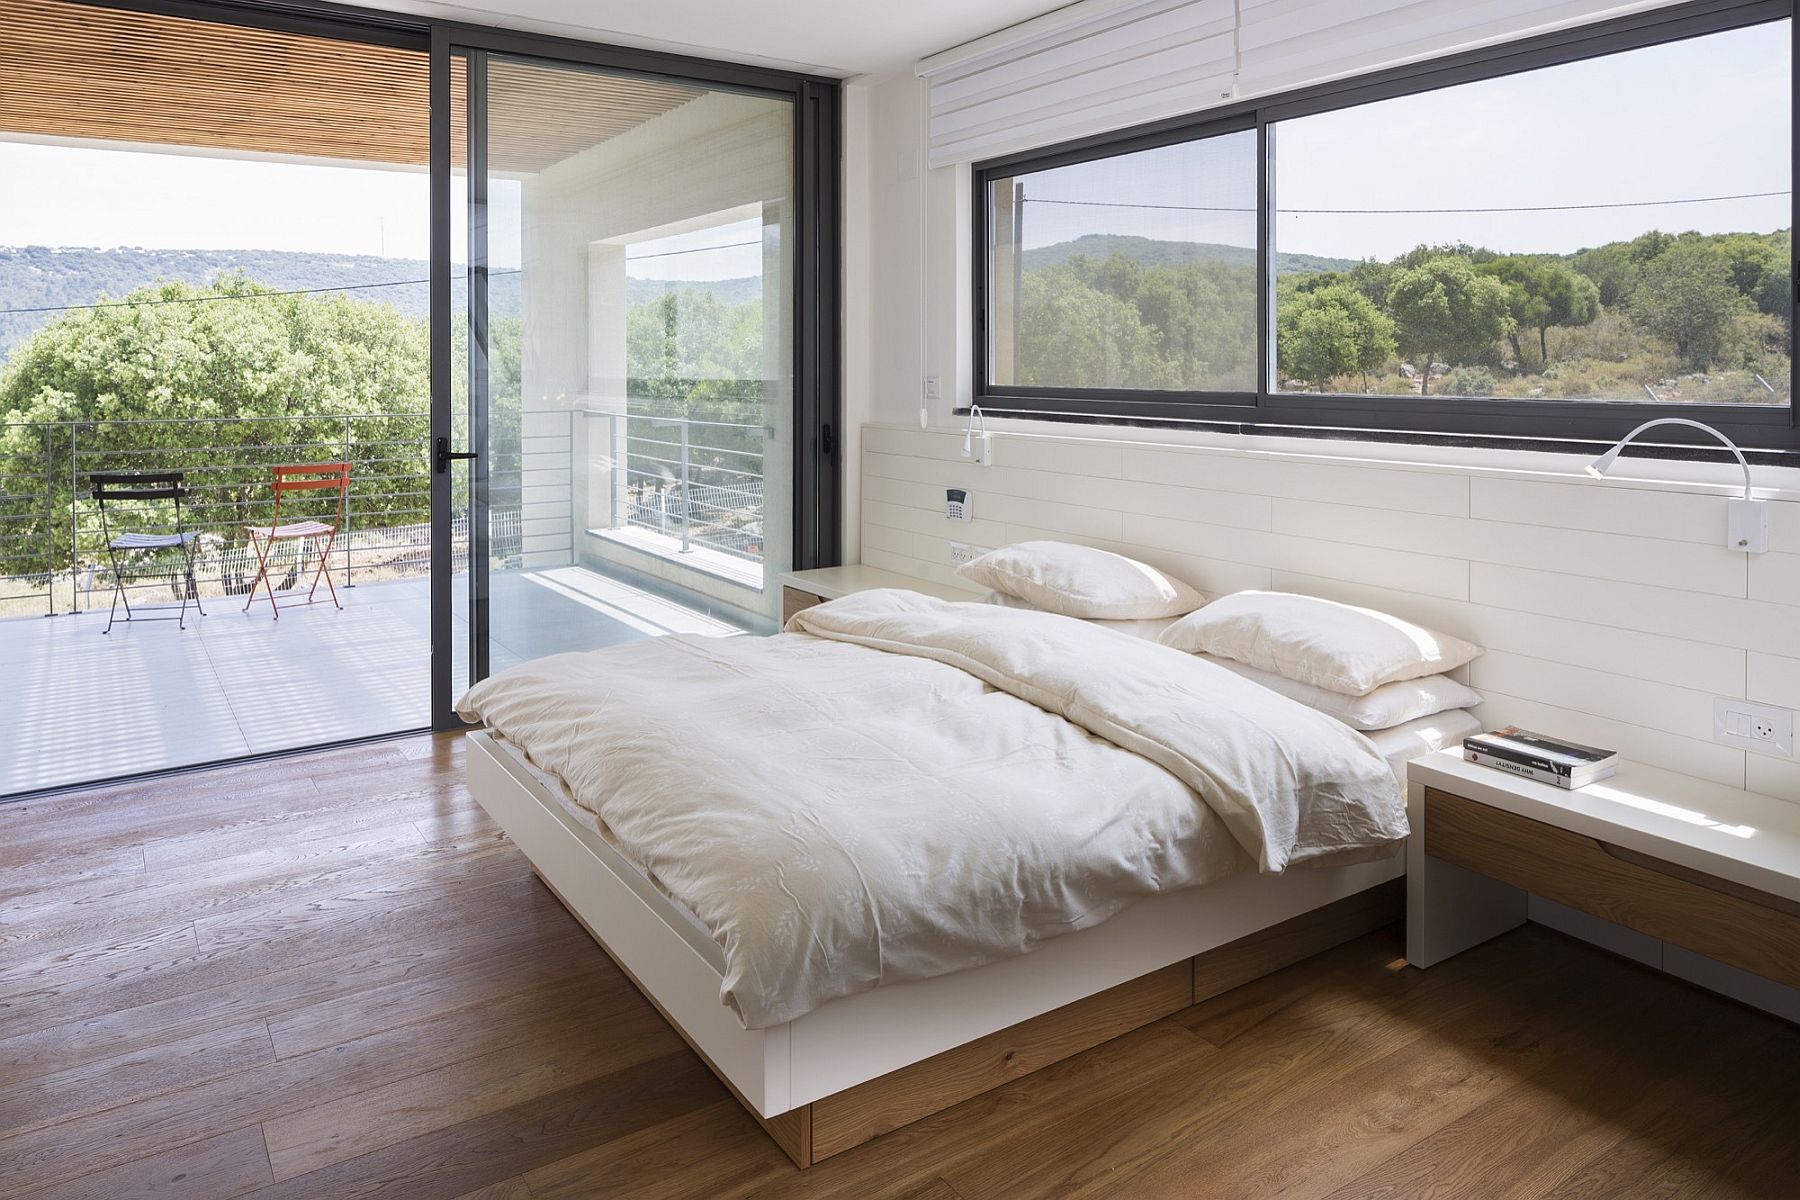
[1584, 417, 1765, 553]
[962, 404, 992, 467]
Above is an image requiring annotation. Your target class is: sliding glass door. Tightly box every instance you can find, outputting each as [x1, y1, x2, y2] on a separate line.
[0, 1, 834, 792]
[443, 47, 806, 704]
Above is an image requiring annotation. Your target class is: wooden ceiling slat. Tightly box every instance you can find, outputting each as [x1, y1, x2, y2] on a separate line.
[0, 0, 701, 171]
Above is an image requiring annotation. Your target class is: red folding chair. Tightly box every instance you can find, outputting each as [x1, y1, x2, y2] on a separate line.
[243, 462, 350, 619]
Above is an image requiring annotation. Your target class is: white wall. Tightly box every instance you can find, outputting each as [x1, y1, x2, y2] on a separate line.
[857, 69, 967, 432]
[860, 423, 1800, 806]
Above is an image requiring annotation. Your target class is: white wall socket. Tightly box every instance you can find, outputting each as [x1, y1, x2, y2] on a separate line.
[1713, 697, 1793, 757]
[923, 376, 940, 401]
[948, 541, 992, 566]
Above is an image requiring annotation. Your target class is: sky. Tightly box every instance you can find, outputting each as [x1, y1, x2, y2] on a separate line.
[625, 219, 765, 282]
[1009, 19, 1791, 263]
[0, 140, 763, 282]
[0, 142, 445, 259]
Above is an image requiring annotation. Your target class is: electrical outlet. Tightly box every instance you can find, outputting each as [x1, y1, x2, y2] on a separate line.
[924, 376, 940, 401]
[948, 541, 992, 566]
[1713, 698, 1794, 757]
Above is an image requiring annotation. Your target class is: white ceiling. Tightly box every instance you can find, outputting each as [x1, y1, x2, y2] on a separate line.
[363, 0, 1074, 77]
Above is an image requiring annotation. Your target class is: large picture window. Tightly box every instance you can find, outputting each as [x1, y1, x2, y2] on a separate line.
[973, 1, 1797, 449]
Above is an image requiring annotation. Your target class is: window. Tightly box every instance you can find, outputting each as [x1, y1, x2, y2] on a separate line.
[1272, 22, 1790, 408]
[984, 129, 1257, 395]
[974, 3, 1797, 449]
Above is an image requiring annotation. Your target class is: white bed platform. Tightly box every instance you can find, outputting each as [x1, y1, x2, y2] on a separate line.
[466, 729, 1403, 1166]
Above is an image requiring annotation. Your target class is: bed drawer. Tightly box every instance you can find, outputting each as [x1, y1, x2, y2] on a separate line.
[1423, 787, 1800, 990]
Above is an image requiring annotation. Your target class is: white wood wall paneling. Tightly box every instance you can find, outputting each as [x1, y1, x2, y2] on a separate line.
[860, 424, 1800, 802]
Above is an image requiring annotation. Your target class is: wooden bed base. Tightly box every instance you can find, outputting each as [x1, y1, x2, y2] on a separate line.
[785, 881, 1400, 1166]
[466, 731, 1404, 1169]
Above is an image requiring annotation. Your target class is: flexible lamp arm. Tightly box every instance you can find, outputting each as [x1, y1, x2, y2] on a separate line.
[961, 403, 991, 465]
[1586, 417, 1754, 500]
[1586, 416, 1765, 552]
[962, 403, 986, 455]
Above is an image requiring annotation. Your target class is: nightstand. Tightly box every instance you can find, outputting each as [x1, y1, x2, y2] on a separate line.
[778, 565, 980, 624]
[1406, 749, 1800, 993]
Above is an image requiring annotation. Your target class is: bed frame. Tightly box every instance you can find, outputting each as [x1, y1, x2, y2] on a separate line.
[466, 730, 1404, 1167]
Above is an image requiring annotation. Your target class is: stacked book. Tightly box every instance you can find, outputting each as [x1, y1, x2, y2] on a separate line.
[1463, 726, 1618, 789]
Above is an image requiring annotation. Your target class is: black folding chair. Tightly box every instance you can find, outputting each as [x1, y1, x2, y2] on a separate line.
[90, 472, 207, 634]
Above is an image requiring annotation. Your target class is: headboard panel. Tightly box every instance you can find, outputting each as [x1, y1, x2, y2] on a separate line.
[859, 423, 1800, 804]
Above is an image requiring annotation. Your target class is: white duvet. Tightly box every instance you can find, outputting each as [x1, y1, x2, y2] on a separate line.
[457, 589, 1405, 1028]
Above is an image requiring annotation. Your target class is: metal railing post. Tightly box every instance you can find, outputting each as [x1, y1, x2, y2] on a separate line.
[611, 411, 624, 532]
[342, 414, 354, 589]
[67, 422, 79, 613]
[43, 424, 54, 616]
[678, 418, 691, 554]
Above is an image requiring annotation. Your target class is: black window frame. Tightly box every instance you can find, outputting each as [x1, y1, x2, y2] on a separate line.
[970, 0, 1799, 454]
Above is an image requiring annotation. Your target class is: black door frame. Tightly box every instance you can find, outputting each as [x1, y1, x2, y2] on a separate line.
[427, 23, 842, 727]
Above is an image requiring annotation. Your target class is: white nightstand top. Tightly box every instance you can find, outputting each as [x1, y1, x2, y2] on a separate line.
[1411, 749, 1800, 905]
[779, 564, 980, 603]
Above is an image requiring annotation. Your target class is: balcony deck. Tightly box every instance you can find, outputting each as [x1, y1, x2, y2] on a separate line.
[0, 565, 743, 797]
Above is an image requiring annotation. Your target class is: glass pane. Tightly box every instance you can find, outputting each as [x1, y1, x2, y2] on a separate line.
[470, 55, 792, 683]
[986, 130, 1258, 392]
[1272, 20, 1791, 405]
[0, 0, 435, 794]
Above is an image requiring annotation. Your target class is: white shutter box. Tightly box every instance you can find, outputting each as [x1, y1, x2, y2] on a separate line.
[917, 0, 1685, 168]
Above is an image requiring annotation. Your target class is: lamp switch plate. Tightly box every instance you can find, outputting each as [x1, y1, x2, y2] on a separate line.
[1714, 697, 1792, 756]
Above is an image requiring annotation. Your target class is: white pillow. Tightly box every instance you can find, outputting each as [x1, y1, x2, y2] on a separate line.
[977, 590, 1183, 642]
[1199, 655, 1482, 730]
[957, 541, 1204, 620]
[1159, 590, 1480, 696]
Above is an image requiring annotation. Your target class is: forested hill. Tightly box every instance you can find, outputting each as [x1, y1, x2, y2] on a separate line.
[0, 245, 761, 359]
[1022, 234, 1356, 277]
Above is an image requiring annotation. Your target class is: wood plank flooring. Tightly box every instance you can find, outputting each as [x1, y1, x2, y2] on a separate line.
[3, 732, 1797, 1199]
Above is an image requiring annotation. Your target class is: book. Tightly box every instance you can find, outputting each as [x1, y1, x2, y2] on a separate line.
[1463, 726, 1618, 790]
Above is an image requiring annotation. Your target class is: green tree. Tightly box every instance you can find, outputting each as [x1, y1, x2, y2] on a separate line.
[1276, 283, 1396, 392]
[0, 274, 429, 580]
[1385, 256, 1514, 395]
[1480, 256, 1600, 367]
[1051, 253, 1257, 390]
[1628, 242, 1751, 368]
[1715, 234, 1782, 297]
[1572, 242, 1638, 308]
[1346, 260, 1397, 309]
[1628, 230, 1676, 264]
[1015, 266, 1178, 390]
[625, 290, 769, 498]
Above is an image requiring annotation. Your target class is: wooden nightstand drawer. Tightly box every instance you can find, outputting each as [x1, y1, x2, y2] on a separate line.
[1424, 787, 1800, 989]
[781, 586, 826, 624]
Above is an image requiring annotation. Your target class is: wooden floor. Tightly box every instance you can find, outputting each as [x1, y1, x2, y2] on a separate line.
[3, 734, 1798, 1200]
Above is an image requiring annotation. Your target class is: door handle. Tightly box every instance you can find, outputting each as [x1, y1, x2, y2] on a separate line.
[435, 436, 479, 475]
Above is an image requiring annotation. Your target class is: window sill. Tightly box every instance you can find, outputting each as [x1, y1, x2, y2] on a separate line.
[930, 413, 1800, 501]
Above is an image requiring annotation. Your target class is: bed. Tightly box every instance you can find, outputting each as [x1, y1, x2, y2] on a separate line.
[458, 588, 1451, 1166]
